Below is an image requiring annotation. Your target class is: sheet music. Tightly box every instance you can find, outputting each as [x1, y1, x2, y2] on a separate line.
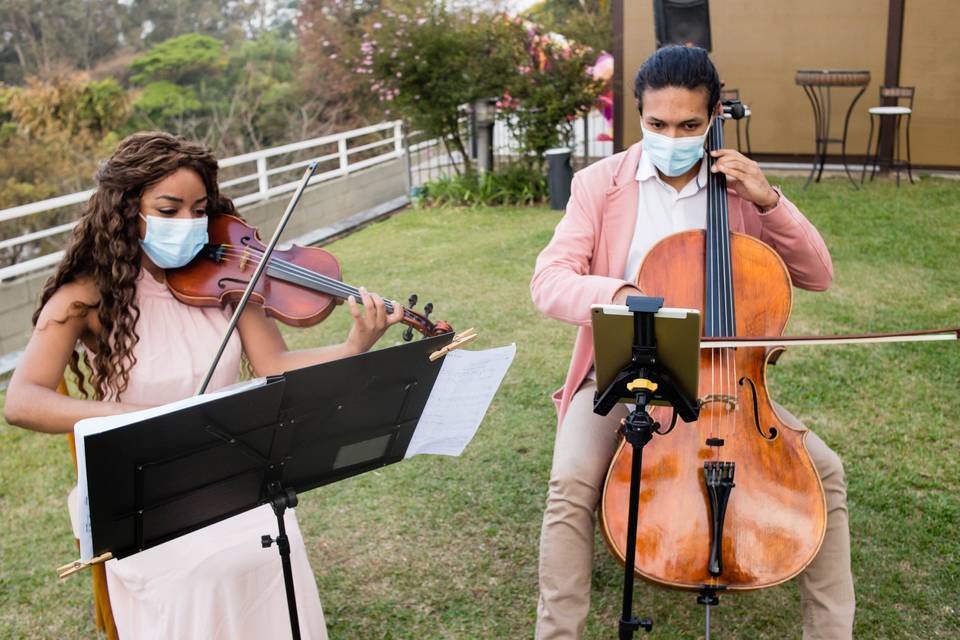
[405, 344, 516, 459]
[74, 378, 266, 562]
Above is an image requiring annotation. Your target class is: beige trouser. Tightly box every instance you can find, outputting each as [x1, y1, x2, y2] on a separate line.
[536, 381, 855, 640]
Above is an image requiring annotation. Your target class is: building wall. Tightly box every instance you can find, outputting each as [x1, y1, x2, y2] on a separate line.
[899, 1, 960, 167]
[618, 0, 959, 167]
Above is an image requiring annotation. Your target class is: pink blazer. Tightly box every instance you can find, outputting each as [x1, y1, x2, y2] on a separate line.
[531, 142, 834, 428]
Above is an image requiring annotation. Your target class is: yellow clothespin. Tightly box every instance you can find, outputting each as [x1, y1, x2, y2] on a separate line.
[56, 551, 113, 581]
[429, 328, 478, 362]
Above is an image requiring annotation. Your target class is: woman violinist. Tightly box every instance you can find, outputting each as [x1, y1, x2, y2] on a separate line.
[4, 131, 403, 639]
[530, 47, 853, 639]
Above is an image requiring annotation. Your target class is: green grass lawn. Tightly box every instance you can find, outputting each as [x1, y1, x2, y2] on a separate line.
[1, 175, 958, 638]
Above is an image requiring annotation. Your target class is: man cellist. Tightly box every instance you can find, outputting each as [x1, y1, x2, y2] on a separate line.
[530, 45, 854, 639]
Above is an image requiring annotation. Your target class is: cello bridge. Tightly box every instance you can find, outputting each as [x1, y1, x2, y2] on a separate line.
[700, 394, 738, 411]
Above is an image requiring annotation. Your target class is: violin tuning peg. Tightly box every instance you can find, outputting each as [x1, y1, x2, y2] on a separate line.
[424, 302, 434, 317]
[407, 294, 418, 309]
[402, 327, 414, 342]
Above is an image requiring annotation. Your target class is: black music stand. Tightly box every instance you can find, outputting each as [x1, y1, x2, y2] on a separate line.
[593, 296, 701, 640]
[79, 332, 454, 640]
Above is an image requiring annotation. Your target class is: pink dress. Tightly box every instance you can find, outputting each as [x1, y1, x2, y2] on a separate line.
[96, 271, 328, 639]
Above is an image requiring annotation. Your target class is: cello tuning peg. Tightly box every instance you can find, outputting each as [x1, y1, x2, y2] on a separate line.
[402, 326, 414, 342]
[424, 302, 434, 317]
[407, 294, 418, 309]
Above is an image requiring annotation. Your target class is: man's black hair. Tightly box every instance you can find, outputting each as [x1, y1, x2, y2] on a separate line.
[633, 45, 720, 116]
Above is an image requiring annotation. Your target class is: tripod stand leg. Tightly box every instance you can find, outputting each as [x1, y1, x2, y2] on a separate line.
[262, 486, 302, 640]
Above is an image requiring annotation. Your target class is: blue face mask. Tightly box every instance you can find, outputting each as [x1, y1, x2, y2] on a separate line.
[640, 122, 711, 177]
[139, 214, 208, 269]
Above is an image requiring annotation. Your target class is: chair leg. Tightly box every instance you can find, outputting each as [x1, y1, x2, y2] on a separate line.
[862, 115, 875, 184]
[92, 563, 119, 639]
[894, 115, 902, 187]
[906, 114, 915, 184]
[870, 115, 882, 182]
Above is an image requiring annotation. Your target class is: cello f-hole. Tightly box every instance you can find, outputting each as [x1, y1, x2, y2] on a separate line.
[739, 376, 778, 441]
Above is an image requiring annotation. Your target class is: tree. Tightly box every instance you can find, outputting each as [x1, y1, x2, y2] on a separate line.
[355, 4, 516, 174]
[496, 20, 604, 168]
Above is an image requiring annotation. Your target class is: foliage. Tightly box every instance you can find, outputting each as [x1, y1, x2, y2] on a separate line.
[127, 32, 330, 154]
[496, 20, 604, 168]
[0, 73, 130, 265]
[353, 3, 517, 174]
[0, 0, 291, 85]
[417, 164, 548, 207]
[129, 34, 228, 85]
[297, 0, 385, 130]
[523, 0, 613, 54]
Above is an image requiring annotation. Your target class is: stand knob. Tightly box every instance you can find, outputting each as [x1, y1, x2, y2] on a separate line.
[261, 535, 274, 548]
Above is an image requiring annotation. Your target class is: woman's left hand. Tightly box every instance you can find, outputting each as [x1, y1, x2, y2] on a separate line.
[345, 286, 405, 354]
[709, 149, 780, 211]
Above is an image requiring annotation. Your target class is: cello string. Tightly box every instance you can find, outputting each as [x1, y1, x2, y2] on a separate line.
[705, 122, 713, 445]
[707, 120, 719, 451]
[710, 119, 725, 451]
[714, 116, 735, 443]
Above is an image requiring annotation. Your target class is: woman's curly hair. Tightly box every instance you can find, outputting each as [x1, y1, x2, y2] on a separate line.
[33, 131, 236, 400]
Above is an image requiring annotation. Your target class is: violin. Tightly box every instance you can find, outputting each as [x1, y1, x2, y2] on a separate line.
[166, 214, 453, 340]
[600, 105, 827, 594]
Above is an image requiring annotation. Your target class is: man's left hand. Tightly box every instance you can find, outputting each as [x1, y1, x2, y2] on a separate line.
[709, 149, 779, 211]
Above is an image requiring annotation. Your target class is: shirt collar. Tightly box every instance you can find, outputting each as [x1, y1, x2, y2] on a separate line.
[636, 150, 709, 196]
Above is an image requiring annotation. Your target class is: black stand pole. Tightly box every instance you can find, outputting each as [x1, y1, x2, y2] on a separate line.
[618, 382, 656, 639]
[593, 296, 701, 640]
[261, 481, 301, 640]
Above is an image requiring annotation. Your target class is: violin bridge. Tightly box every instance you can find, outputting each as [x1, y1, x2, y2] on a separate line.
[704, 461, 736, 577]
[239, 247, 251, 272]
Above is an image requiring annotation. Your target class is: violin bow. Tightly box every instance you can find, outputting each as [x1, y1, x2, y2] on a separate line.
[700, 327, 959, 349]
[196, 161, 319, 395]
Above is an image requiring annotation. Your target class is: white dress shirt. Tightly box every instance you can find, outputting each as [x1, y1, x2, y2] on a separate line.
[622, 151, 709, 281]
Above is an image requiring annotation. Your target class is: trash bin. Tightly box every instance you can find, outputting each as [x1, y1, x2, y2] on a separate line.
[545, 148, 573, 210]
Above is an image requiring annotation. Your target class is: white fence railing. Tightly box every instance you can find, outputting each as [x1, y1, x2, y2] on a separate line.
[0, 120, 405, 282]
[492, 109, 613, 161]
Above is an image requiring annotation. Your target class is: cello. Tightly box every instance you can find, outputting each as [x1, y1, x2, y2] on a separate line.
[599, 103, 828, 609]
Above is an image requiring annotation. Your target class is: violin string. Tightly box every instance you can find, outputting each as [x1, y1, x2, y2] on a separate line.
[209, 245, 417, 321]
[213, 246, 384, 306]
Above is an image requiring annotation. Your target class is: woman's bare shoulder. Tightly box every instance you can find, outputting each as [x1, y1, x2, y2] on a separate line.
[35, 277, 101, 331]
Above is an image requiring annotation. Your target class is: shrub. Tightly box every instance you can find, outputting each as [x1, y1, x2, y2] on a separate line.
[417, 164, 547, 208]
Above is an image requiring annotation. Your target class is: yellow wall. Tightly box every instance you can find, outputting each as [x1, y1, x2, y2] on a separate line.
[621, 1, 893, 159]
[899, 1, 960, 166]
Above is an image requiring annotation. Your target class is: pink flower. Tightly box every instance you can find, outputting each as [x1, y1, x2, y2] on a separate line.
[416, 17, 428, 25]
[395, 71, 402, 78]
[373, 22, 382, 29]
[330, 53, 338, 59]
[361, 42, 374, 54]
